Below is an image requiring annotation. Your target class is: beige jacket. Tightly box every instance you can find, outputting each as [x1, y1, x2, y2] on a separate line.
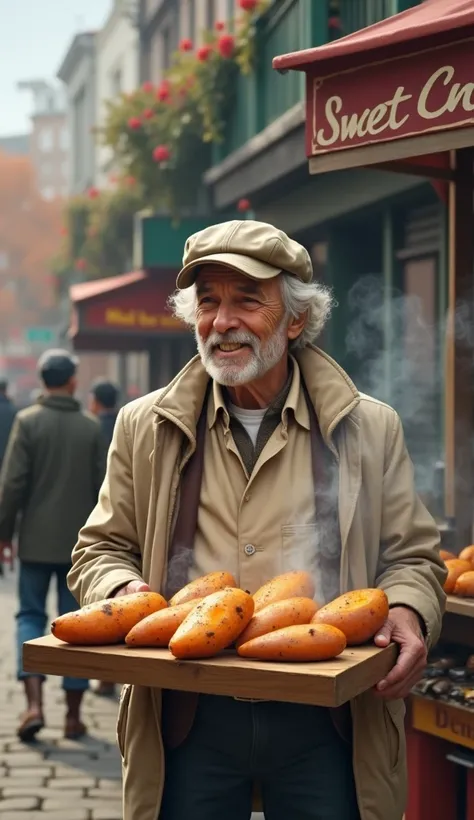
[68, 346, 446, 820]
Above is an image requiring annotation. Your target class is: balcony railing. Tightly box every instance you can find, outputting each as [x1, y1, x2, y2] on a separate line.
[214, 0, 421, 164]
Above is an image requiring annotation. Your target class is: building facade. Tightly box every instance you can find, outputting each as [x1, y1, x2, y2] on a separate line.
[95, 0, 140, 188]
[57, 32, 98, 196]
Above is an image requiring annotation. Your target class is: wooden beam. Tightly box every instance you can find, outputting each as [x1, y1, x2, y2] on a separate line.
[444, 147, 474, 548]
[371, 161, 456, 181]
[308, 127, 474, 176]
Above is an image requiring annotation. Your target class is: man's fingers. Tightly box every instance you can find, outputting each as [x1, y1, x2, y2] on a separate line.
[374, 622, 393, 646]
[115, 580, 150, 597]
[376, 638, 425, 692]
[376, 664, 425, 699]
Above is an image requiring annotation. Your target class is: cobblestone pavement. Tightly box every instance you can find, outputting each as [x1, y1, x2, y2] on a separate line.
[0, 567, 264, 820]
[0, 568, 122, 820]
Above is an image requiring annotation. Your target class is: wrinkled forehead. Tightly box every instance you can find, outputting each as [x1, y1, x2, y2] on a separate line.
[195, 264, 274, 297]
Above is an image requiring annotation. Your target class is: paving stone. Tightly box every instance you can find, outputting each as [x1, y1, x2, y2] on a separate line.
[34, 812, 89, 820]
[47, 776, 96, 789]
[87, 788, 122, 799]
[0, 796, 40, 810]
[3, 766, 53, 778]
[91, 808, 124, 820]
[44, 797, 123, 811]
[2, 787, 84, 800]
[0, 776, 45, 789]
[2, 751, 46, 767]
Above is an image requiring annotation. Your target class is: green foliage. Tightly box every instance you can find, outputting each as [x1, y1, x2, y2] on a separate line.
[100, 2, 268, 214]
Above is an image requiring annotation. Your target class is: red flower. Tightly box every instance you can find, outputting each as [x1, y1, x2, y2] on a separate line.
[328, 16, 342, 29]
[128, 117, 141, 130]
[215, 20, 225, 31]
[142, 81, 154, 93]
[197, 45, 213, 62]
[157, 80, 171, 102]
[153, 144, 171, 163]
[237, 198, 251, 212]
[217, 34, 235, 59]
[143, 107, 154, 119]
[87, 186, 99, 199]
[179, 38, 193, 52]
[75, 258, 87, 271]
[239, 0, 258, 10]
[125, 175, 136, 186]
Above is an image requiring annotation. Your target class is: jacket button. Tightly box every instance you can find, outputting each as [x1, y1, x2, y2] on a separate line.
[244, 544, 256, 556]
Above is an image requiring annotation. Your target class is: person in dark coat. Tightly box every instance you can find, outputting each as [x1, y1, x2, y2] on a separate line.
[88, 378, 120, 698]
[88, 379, 120, 449]
[0, 378, 16, 467]
[0, 350, 107, 742]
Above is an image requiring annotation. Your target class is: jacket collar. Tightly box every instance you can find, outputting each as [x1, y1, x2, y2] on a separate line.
[38, 394, 81, 412]
[152, 346, 360, 448]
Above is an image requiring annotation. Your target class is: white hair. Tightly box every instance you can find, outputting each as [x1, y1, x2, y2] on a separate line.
[168, 272, 334, 349]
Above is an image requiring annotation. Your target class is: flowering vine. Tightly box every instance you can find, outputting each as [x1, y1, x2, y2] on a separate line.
[100, 0, 269, 214]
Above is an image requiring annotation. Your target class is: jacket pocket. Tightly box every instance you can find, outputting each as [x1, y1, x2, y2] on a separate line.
[383, 698, 406, 771]
[116, 683, 132, 760]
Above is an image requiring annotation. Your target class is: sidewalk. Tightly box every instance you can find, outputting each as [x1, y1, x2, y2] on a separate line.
[0, 568, 122, 820]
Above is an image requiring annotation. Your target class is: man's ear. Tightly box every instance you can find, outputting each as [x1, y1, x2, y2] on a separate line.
[287, 311, 307, 341]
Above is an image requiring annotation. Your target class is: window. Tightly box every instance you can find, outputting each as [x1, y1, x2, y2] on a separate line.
[73, 87, 86, 185]
[110, 66, 122, 98]
[161, 13, 178, 71]
[205, 0, 216, 30]
[38, 129, 53, 152]
[188, 0, 196, 39]
[59, 126, 69, 151]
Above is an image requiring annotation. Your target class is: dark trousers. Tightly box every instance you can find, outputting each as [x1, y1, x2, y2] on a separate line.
[16, 561, 88, 691]
[160, 694, 360, 820]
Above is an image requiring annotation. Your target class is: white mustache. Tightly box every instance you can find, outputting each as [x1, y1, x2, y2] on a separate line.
[205, 330, 258, 352]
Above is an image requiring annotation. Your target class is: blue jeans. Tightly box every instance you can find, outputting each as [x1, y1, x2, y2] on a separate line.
[16, 561, 88, 692]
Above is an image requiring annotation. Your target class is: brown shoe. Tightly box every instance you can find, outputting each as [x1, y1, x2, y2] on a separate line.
[18, 708, 44, 742]
[64, 715, 87, 740]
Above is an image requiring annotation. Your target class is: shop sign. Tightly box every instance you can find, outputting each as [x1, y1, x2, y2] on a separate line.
[412, 695, 474, 751]
[82, 275, 184, 335]
[102, 307, 181, 330]
[308, 38, 474, 156]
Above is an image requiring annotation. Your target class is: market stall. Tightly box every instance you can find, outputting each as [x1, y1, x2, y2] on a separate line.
[273, 1, 474, 817]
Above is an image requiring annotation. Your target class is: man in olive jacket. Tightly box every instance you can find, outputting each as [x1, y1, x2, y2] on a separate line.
[0, 350, 106, 742]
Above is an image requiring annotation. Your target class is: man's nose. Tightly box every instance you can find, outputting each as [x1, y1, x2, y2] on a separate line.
[213, 305, 240, 334]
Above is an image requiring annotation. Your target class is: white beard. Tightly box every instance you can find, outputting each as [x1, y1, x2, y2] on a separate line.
[196, 321, 288, 386]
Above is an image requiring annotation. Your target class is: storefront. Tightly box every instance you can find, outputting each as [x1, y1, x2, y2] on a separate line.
[70, 268, 195, 390]
[273, 1, 474, 817]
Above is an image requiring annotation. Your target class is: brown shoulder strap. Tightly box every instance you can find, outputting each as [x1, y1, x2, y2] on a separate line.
[164, 388, 209, 600]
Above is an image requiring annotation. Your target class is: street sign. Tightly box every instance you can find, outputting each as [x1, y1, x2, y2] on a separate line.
[25, 327, 56, 344]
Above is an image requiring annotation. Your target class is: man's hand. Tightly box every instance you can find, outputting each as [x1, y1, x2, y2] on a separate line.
[114, 580, 150, 598]
[374, 606, 427, 699]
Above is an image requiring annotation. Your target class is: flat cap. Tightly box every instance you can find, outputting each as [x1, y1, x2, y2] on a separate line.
[177, 220, 312, 289]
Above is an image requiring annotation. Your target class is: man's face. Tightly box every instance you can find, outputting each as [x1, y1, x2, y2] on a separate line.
[194, 266, 288, 386]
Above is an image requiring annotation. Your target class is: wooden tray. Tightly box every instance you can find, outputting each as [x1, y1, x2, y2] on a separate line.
[445, 595, 474, 618]
[23, 636, 397, 707]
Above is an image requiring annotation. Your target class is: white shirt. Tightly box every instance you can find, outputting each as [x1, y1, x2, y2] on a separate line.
[227, 402, 266, 447]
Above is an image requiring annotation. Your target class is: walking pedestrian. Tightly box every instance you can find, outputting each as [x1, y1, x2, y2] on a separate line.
[0, 349, 107, 742]
[88, 378, 120, 698]
[0, 378, 16, 468]
[68, 221, 446, 820]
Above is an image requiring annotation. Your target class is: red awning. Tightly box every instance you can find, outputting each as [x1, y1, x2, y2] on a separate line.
[273, 0, 474, 75]
[70, 270, 147, 303]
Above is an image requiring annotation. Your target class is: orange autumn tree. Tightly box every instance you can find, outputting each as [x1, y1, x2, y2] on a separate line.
[0, 150, 62, 347]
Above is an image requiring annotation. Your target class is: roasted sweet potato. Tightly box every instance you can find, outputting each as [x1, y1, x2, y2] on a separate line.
[237, 623, 347, 662]
[443, 559, 473, 594]
[125, 598, 203, 646]
[169, 587, 254, 659]
[311, 588, 389, 646]
[440, 549, 458, 562]
[459, 545, 474, 565]
[51, 592, 168, 645]
[252, 571, 315, 613]
[235, 597, 318, 649]
[168, 571, 237, 607]
[453, 571, 474, 597]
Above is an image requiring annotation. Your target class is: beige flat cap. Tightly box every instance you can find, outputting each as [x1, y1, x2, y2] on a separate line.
[176, 220, 313, 289]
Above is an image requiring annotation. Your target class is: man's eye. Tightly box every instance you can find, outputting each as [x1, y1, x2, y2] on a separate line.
[242, 297, 258, 304]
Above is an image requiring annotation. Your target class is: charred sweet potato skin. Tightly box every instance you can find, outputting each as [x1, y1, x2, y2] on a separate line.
[237, 623, 347, 662]
[311, 588, 389, 646]
[252, 571, 315, 613]
[443, 559, 473, 594]
[169, 587, 254, 659]
[125, 598, 203, 646]
[235, 597, 318, 648]
[453, 570, 474, 597]
[168, 571, 237, 607]
[51, 592, 168, 645]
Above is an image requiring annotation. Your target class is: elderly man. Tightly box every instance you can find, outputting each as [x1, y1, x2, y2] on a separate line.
[68, 220, 446, 820]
